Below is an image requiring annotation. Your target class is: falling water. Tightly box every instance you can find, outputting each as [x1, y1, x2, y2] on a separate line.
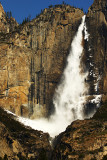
[7, 15, 88, 138]
[53, 15, 88, 121]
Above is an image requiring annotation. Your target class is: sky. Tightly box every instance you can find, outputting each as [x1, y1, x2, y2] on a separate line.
[0, 0, 94, 24]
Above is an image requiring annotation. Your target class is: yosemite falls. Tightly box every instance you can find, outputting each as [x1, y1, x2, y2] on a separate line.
[53, 15, 88, 121]
[12, 15, 89, 138]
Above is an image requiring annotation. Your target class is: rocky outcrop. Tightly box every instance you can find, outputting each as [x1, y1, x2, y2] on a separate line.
[52, 119, 107, 160]
[0, 3, 9, 33]
[0, 4, 84, 118]
[0, 3, 18, 33]
[0, 107, 51, 159]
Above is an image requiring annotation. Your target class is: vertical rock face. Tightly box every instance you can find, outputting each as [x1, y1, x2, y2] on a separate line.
[0, 4, 84, 118]
[20, 5, 84, 118]
[0, 44, 31, 116]
[83, 0, 107, 101]
[26, 6, 84, 118]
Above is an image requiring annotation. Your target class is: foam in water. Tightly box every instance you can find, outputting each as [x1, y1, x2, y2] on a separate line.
[7, 15, 88, 138]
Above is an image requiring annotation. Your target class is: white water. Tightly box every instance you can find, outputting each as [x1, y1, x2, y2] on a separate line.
[7, 16, 89, 138]
[53, 15, 88, 122]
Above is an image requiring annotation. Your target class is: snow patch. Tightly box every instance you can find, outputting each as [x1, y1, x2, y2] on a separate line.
[84, 22, 90, 41]
[90, 95, 102, 107]
[94, 76, 101, 92]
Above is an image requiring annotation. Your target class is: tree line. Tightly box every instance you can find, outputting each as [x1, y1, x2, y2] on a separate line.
[21, 15, 31, 25]
[48, 1, 67, 8]
[5, 9, 31, 25]
[5, 11, 12, 19]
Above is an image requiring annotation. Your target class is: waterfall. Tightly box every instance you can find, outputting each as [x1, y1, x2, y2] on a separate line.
[7, 15, 88, 138]
[53, 15, 88, 121]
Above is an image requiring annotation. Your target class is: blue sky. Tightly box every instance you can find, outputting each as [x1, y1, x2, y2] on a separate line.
[0, 0, 94, 24]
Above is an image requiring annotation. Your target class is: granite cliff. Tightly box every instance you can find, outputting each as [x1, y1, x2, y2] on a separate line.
[85, 0, 107, 98]
[0, 0, 107, 159]
[0, 3, 84, 118]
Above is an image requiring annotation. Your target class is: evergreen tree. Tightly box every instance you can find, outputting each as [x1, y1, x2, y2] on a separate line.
[6, 11, 12, 19]
[21, 15, 31, 25]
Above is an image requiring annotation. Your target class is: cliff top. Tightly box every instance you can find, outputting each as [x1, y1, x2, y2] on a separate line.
[19, 4, 84, 29]
[88, 0, 107, 11]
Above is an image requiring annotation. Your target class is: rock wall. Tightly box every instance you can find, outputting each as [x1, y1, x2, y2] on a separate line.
[20, 5, 84, 118]
[84, 0, 107, 98]
[0, 4, 84, 118]
[0, 0, 106, 118]
[0, 43, 31, 117]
